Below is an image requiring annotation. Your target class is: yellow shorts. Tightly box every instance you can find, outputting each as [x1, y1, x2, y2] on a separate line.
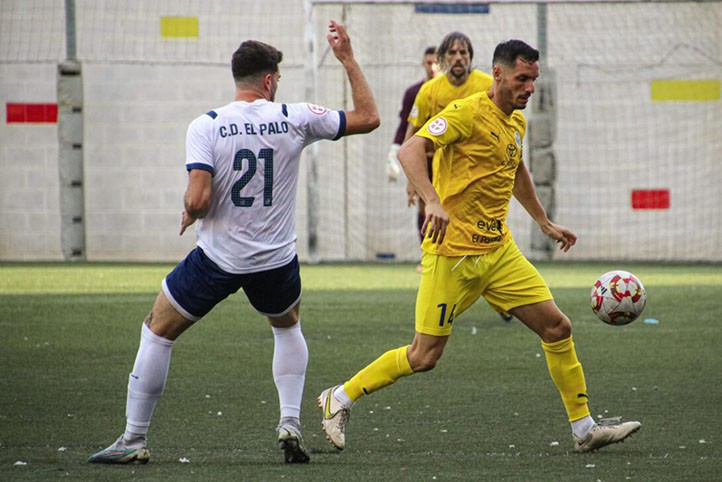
[415, 240, 553, 336]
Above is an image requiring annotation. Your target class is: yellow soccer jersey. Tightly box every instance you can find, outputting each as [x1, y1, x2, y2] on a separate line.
[408, 70, 493, 129]
[416, 92, 527, 256]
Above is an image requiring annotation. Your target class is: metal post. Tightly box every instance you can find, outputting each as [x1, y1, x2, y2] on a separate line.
[64, 0, 77, 60]
[529, 2, 557, 260]
[304, 0, 320, 263]
[537, 2, 547, 59]
[58, 0, 86, 260]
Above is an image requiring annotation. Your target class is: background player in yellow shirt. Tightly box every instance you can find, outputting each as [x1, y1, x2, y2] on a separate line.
[318, 39, 640, 455]
[384, 46, 438, 182]
[404, 31, 493, 270]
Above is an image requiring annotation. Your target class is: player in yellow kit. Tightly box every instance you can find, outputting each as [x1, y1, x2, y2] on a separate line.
[402, 31, 513, 322]
[318, 39, 641, 454]
[404, 32, 493, 267]
[406, 34, 492, 138]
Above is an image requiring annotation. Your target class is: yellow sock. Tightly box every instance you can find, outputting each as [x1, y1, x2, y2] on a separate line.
[541, 336, 591, 422]
[343, 345, 414, 402]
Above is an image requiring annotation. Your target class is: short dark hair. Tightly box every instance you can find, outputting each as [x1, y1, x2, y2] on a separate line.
[492, 39, 539, 67]
[424, 45, 437, 57]
[231, 40, 283, 82]
[437, 31, 473, 64]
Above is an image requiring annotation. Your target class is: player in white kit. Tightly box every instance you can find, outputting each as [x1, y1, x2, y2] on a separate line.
[88, 20, 379, 465]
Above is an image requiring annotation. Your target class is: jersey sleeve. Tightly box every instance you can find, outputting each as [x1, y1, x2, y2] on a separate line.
[407, 82, 431, 129]
[473, 70, 494, 93]
[415, 98, 473, 150]
[185, 112, 216, 175]
[287, 103, 345, 145]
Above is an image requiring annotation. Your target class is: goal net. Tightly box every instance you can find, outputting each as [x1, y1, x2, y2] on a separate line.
[1, 0, 720, 262]
[307, 0, 722, 263]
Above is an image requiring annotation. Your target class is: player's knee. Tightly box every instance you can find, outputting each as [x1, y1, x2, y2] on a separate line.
[411, 357, 437, 372]
[542, 313, 572, 342]
[408, 349, 442, 372]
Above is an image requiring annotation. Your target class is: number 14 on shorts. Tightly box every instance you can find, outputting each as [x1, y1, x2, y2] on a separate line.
[437, 303, 456, 327]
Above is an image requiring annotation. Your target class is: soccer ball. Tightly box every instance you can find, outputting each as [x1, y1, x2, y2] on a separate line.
[590, 270, 646, 325]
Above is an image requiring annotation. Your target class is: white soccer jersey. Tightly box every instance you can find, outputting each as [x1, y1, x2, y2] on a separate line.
[185, 99, 345, 274]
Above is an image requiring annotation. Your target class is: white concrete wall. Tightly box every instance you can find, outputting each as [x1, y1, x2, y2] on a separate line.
[0, 63, 63, 261]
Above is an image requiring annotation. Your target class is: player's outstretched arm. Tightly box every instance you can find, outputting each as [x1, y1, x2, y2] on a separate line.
[402, 122, 434, 202]
[399, 136, 448, 243]
[326, 20, 379, 135]
[512, 161, 576, 252]
[540, 221, 576, 252]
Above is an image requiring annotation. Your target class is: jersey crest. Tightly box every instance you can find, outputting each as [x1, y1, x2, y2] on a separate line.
[307, 103, 327, 115]
[427, 117, 448, 136]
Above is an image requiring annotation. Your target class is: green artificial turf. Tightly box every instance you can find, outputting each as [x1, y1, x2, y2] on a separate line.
[1, 262, 719, 481]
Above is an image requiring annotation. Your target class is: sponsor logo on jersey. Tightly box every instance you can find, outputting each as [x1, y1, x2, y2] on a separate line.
[427, 117, 448, 136]
[471, 234, 502, 244]
[515, 130, 521, 147]
[307, 103, 327, 115]
[476, 218, 504, 233]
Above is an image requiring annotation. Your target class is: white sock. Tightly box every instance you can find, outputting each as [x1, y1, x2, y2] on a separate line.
[333, 385, 353, 408]
[272, 322, 308, 421]
[571, 415, 597, 439]
[124, 323, 174, 441]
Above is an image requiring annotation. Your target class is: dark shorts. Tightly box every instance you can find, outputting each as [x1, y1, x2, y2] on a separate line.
[162, 247, 301, 321]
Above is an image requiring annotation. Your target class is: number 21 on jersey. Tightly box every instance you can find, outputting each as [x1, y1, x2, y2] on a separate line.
[231, 148, 274, 207]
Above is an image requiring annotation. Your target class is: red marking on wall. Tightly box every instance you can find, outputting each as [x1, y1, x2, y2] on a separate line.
[6, 103, 58, 123]
[631, 189, 670, 210]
